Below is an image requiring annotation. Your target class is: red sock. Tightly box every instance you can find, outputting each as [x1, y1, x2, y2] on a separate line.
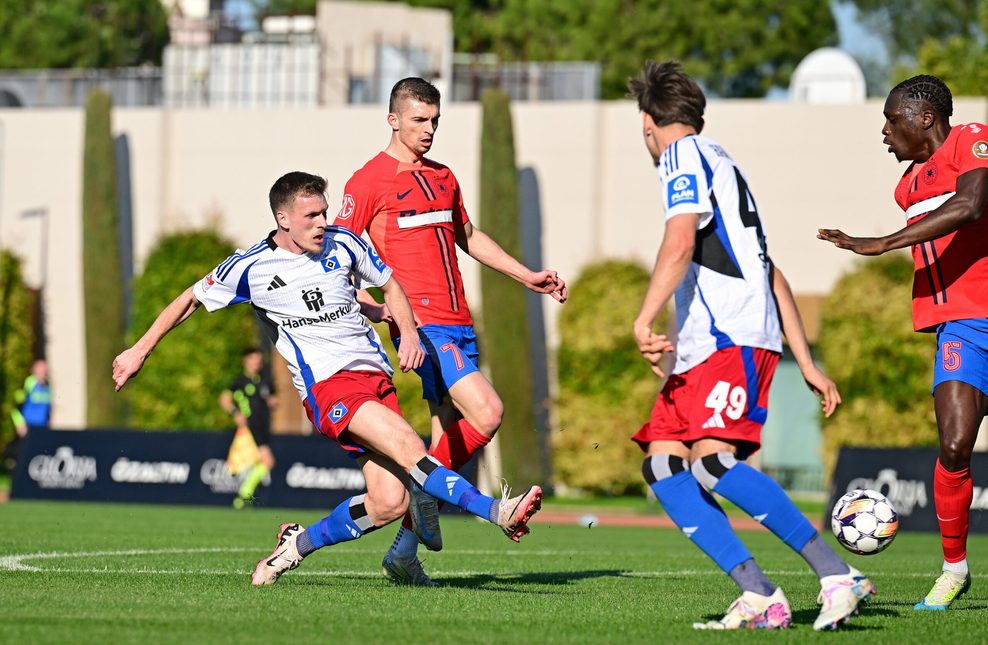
[429, 419, 491, 470]
[934, 458, 972, 563]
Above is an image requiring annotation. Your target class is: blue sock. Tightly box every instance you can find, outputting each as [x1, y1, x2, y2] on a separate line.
[695, 453, 817, 552]
[301, 494, 377, 555]
[643, 455, 752, 573]
[410, 456, 496, 522]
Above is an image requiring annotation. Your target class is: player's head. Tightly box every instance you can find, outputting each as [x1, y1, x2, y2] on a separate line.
[628, 60, 706, 163]
[31, 358, 48, 382]
[242, 347, 263, 374]
[387, 77, 441, 158]
[269, 171, 329, 255]
[883, 74, 953, 162]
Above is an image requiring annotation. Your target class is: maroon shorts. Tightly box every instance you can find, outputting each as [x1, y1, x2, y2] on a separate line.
[303, 370, 401, 454]
[632, 346, 779, 459]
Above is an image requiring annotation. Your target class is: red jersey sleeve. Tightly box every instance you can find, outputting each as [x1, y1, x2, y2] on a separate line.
[334, 173, 382, 236]
[449, 170, 471, 227]
[953, 124, 988, 176]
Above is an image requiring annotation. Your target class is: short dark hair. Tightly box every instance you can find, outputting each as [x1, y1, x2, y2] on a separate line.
[242, 346, 262, 358]
[628, 60, 706, 130]
[890, 74, 953, 119]
[268, 171, 327, 216]
[389, 77, 441, 113]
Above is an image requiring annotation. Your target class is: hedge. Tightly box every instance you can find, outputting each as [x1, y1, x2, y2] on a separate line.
[552, 259, 665, 495]
[126, 230, 256, 430]
[0, 250, 35, 461]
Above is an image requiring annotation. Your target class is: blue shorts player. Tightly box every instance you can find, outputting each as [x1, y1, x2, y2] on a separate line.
[335, 77, 567, 585]
[820, 75, 988, 610]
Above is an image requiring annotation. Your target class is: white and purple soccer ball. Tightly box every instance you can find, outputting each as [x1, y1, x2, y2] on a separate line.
[830, 488, 899, 555]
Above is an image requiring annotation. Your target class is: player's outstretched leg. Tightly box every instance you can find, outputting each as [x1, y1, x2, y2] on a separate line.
[642, 454, 791, 630]
[251, 494, 379, 586]
[916, 459, 973, 610]
[410, 455, 541, 541]
[690, 452, 875, 629]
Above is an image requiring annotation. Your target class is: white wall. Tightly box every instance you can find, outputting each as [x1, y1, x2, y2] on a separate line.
[1, 97, 984, 427]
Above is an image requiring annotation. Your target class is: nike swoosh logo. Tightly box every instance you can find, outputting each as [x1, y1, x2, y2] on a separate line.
[397, 189, 413, 200]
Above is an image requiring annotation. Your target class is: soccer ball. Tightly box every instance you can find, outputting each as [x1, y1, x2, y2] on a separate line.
[830, 488, 899, 555]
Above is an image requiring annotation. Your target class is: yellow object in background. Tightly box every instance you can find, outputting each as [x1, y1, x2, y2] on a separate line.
[226, 426, 259, 475]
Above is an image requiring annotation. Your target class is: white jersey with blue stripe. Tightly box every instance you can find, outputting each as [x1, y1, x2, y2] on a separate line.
[659, 135, 782, 374]
[192, 227, 394, 401]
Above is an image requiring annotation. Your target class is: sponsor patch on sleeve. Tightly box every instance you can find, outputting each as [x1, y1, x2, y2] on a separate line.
[199, 272, 216, 291]
[972, 140, 988, 160]
[337, 194, 355, 220]
[368, 246, 387, 272]
[667, 174, 699, 206]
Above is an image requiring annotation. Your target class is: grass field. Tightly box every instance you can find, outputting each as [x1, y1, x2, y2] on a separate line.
[2, 500, 987, 643]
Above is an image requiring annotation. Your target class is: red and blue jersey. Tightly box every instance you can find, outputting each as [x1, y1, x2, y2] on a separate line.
[894, 123, 988, 331]
[334, 152, 473, 326]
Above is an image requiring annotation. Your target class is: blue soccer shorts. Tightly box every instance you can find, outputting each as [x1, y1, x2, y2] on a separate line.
[394, 324, 480, 403]
[933, 318, 988, 396]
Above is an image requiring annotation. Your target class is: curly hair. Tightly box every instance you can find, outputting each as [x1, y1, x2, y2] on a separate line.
[890, 74, 953, 119]
[627, 60, 705, 130]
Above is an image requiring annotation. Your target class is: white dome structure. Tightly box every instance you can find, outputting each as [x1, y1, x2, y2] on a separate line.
[789, 47, 866, 103]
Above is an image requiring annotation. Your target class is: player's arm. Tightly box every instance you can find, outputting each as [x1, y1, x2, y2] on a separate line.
[818, 167, 988, 255]
[633, 214, 695, 377]
[219, 388, 248, 428]
[378, 276, 425, 372]
[770, 264, 841, 417]
[354, 288, 392, 323]
[454, 221, 567, 302]
[112, 285, 201, 391]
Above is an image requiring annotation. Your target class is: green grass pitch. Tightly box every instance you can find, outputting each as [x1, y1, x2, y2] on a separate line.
[1, 500, 987, 643]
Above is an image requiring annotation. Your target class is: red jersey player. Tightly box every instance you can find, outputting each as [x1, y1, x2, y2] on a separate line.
[819, 75, 988, 610]
[334, 77, 567, 586]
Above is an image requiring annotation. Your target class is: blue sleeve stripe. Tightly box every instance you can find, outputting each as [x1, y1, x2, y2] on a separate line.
[218, 244, 267, 281]
[215, 239, 266, 277]
[235, 260, 256, 302]
[328, 225, 369, 251]
[336, 240, 358, 268]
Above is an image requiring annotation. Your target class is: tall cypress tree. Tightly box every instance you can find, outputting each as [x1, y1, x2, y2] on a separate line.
[478, 88, 542, 484]
[82, 90, 126, 426]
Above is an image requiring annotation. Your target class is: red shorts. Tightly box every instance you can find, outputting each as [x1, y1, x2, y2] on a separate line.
[303, 370, 401, 454]
[632, 346, 779, 459]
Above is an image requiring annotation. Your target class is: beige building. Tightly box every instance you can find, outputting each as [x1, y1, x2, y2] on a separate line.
[1, 97, 986, 428]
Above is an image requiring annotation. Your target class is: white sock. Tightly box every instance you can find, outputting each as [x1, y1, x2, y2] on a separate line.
[389, 526, 419, 558]
[943, 559, 969, 576]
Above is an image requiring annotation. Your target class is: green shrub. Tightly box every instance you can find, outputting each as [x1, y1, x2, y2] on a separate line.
[0, 250, 35, 457]
[818, 253, 937, 474]
[126, 231, 256, 430]
[478, 88, 542, 483]
[82, 89, 126, 426]
[553, 260, 665, 495]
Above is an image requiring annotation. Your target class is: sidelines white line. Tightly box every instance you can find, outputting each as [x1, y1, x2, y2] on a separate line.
[2, 547, 982, 581]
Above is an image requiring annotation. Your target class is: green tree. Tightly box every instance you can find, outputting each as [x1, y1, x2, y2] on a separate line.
[0, 251, 36, 458]
[553, 260, 665, 495]
[478, 88, 543, 484]
[82, 90, 127, 427]
[817, 254, 937, 475]
[380, 0, 836, 98]
[250, 0, 317, 22]
[849, 0, 988, 95]
[0, 0, 168, 69]
[126, 231, 257, 430]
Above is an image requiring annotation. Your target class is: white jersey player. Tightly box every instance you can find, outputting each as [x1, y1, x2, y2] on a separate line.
[194, 226, 395, 401]
[111, 171, 545, 587]
[658, 135, 781, 374]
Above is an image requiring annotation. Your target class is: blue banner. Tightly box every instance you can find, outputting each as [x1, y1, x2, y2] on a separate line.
[11, 429, 476, 510]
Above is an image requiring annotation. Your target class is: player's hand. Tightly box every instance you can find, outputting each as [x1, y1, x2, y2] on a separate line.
[633, 322, 674, 378]
[396, 335, 425, 372]
[800, 364, 842, 418]
[525, 270, 568, 303]
[112, 347, 147, 391]
[817, 229, 888, 256]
